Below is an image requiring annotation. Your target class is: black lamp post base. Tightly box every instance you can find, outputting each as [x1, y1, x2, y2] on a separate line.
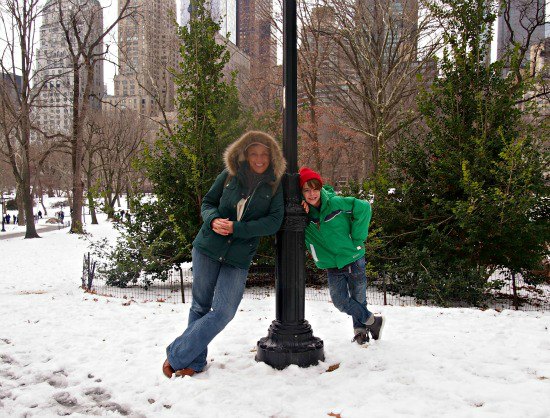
[256, 320, 324, 369]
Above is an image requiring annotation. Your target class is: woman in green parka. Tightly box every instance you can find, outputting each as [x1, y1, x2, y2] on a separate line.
[163, 131, 286, 378]
[299, 167, 385, 345]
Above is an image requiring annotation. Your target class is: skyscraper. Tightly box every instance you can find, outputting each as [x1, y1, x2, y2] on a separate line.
[111, 0, 179, 115]
[181, 0, 237, 44]
[35, 0, 104, 134]
[356, 0, 419, 61]
[236, 0, 276, 105]
[497, 0, 546, 66]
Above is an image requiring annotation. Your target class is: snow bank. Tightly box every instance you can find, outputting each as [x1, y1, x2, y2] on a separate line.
[0, 216, 549, 417]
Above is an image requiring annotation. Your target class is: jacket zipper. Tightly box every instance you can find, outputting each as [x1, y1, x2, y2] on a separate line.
[240, 181, 263, 221]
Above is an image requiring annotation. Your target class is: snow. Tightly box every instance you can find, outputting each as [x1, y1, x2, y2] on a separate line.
[1, 213, 550, 417]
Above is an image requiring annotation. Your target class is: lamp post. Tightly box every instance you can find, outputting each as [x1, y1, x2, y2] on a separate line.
[255, 0, 324, 369]
[1, 194, 5, 232]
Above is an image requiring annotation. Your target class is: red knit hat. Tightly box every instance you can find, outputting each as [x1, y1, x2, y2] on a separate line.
[299, 167, 323, 189]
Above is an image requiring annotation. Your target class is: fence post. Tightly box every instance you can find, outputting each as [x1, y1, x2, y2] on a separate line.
[81, 254, 87, 288]
[178, 266, 185, 304]
[383, 272, 387, 306]
[512, 272, 518, 310]
[88, 257, 96, 290]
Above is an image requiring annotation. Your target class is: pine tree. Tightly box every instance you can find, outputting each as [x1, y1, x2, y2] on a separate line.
[365, 0, 549, 305]
[94, 0, 246, 285]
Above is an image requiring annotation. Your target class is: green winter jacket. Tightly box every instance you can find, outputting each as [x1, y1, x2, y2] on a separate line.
[193, 131, 286, 269]
[304, 185, 372, 269]
[193, 168, 284, 269]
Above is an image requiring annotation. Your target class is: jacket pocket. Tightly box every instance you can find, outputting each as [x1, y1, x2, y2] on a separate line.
[309, 244, 319, 262]
[324, 210, 343, 222]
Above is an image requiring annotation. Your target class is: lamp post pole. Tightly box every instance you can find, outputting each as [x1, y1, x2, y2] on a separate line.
[1, 195, 5, 232]
[255, 0, 324, 369]
[1, 198, 6, 232]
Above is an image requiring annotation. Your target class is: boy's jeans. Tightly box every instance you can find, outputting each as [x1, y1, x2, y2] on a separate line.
[326, 257, 372, 330]
[166, 247, 248, 372]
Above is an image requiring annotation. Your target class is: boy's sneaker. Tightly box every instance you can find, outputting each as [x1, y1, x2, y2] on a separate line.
[351, 329, 370, 345]
[366, 315, 385, 340]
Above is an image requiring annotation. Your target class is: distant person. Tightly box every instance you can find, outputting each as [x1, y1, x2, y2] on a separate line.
[13, 215, 17, 224]
[5, 214, 10, 224]
[38, 210, 42, 219]
[299, 167, 384, 345]
[163, 131, 286, 378]
[60, 211, 65, 222]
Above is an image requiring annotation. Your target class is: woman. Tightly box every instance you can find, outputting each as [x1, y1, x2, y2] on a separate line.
[163, 131, 286, 377]
[299, 167, 384, 345]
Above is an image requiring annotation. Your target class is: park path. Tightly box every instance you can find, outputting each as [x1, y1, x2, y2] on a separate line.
[0, 224, 64, 240]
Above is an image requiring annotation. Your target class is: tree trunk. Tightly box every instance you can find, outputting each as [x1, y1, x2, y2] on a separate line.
[126, 185, 131, 210]
[15, 184, 26, 226]
[104, 191, 115, 219]
[87, 191, 98, 224]
[37, 179, 47, 216]
[12, 101, 38, 237]
[70, 64, 84, 233]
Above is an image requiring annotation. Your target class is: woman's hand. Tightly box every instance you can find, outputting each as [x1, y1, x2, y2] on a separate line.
[211, 218, 234, 235]
[301, 200, 309, 214]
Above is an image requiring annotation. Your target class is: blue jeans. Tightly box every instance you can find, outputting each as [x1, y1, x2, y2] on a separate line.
[166, 247, 248, 372]
[326, 257, 372, 330]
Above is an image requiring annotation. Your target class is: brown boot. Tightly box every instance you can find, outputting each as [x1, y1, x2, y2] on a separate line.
[174, 368, 196, 377]
[162, 359, 175, 378]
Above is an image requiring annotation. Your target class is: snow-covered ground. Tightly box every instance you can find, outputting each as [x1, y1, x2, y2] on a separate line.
[1, 214, 550, 417]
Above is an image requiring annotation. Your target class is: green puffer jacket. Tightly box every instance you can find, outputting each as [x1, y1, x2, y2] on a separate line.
[192, 131, 286, 269]
[304, 185, 372, 269]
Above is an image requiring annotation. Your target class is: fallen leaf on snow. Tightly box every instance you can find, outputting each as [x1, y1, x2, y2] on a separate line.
[326, 363, 340, 372]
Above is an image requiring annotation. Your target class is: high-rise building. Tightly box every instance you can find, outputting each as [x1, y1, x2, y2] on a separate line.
[1, 73, 22, 99]
[298, 6, 346, 104]
[497, 0, 546, 67]
[529, 37, 550, 114]
[181, 0, 237, 44]
[109, 0, 179, 116]
[35, 0, 104, 134]
[180, 1, 250, 100]
[236, 0, 276, 105]
[531, 37, 550, 76]
[357, 0, 419, 61]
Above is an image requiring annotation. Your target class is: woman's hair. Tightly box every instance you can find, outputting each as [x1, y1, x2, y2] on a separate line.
[303, 179, 322, 190]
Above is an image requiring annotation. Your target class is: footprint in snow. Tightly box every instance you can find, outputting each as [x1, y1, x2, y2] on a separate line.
[53, 391, 78, 408]
[0, 354, 16, 364]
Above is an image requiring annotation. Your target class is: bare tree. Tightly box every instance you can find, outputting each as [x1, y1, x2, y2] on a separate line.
[82, 108, 150, 223]
[498, 0, 549, 109]
[297, 2, 338, 171]
[0, 0, 63, 237]
[52, 0, 133, 233]
[104, 1, 179, 135]
[309, 0, 442, 177]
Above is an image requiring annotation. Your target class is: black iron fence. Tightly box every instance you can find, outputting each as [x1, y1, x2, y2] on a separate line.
[81, 254, 550, 311]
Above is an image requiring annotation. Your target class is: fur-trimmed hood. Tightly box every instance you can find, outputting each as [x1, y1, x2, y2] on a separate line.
[223, 131, 286, 187]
